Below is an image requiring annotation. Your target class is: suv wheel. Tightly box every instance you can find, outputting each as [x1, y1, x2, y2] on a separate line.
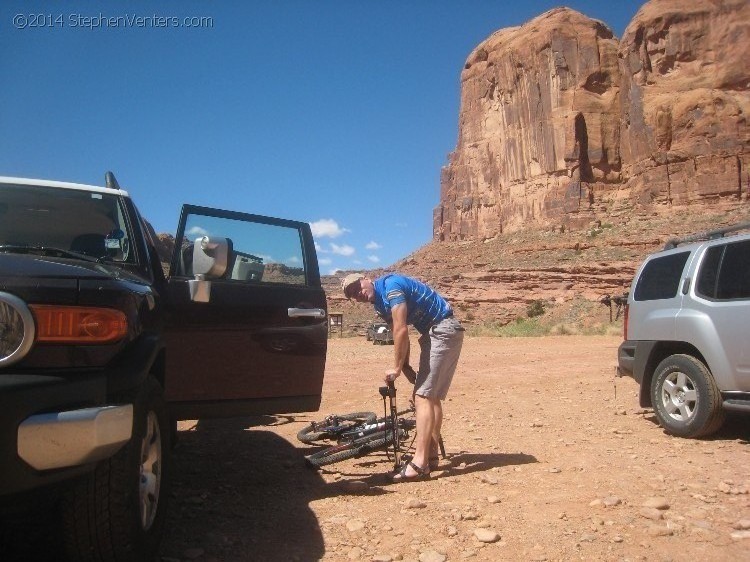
[61, 376, 171, 561]
[651, 354, 726, 438]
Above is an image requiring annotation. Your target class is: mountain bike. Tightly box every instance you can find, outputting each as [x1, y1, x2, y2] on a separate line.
[296, 411, 378, 444]
[301, 382, 421, 470]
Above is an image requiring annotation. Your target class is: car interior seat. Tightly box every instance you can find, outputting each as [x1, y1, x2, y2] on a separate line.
[70, 233, 106, 257]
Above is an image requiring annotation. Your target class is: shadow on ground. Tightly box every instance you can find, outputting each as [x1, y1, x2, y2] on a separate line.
[642, 412, 750, 442]
[442, 452, 538, 474]
[711, 414, 750, 442]
[304, 449, 538, 491]
[160, 416, 326, 562]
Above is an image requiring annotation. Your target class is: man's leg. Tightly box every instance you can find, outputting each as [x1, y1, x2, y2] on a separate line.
[406, 394, 435, 475]
[399, 322, 461, 477]
[431, 400, 443, 457]
[423, 318, 463, 462]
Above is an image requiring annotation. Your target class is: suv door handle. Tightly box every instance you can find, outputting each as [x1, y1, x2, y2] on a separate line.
[288, 308, 326, 319]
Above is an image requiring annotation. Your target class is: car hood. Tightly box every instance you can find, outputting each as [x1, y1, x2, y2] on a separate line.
[0, 253, 145, 283]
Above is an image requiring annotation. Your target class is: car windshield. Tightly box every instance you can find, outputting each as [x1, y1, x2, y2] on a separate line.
[0, 183, 135, 264]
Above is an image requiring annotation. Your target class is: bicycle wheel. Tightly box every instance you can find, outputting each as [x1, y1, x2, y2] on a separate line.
[306, 431, 397, 467]
[297, 412, 377, 444]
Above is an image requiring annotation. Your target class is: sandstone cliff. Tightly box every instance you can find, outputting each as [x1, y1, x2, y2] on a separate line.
[435, 0, 750, 242]
[328, 204, 749, 335]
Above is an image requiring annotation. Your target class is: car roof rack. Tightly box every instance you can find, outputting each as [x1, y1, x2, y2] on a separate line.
[663, 221, 750, 250]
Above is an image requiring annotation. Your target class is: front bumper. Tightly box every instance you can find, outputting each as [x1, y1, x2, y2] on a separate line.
[17, 404, 132, 471]
[0, 372, 123, 496]
[0, 336, 160, 497]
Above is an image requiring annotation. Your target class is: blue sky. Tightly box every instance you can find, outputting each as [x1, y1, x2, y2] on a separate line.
[1, 1, 643, 274]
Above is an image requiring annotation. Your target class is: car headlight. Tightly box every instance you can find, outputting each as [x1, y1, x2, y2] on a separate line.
[0, 292, 36, 367]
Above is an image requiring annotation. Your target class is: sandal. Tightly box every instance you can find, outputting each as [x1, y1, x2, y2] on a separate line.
[429, 456, 440, 470]
[391, 461, 430, 483]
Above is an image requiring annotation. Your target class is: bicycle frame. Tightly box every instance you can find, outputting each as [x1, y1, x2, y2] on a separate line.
[380, 381, 401, 471]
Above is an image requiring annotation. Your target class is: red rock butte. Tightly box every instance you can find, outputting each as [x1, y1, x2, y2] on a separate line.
[435, 0, 750, 242]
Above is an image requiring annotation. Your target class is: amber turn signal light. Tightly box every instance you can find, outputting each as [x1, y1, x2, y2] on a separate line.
[30, 305, 128, 344]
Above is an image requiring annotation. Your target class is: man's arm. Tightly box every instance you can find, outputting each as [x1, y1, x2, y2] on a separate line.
[385, 302, 410, 382]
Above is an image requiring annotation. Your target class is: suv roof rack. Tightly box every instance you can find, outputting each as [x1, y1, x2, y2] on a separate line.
[663, 221, 750, 250]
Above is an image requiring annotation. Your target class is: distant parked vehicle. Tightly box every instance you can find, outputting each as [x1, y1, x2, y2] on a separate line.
[366, 321, 394, 345]
[617, 222, 750, 438]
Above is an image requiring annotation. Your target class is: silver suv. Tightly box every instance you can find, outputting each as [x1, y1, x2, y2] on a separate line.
[617, 223, 750, 438]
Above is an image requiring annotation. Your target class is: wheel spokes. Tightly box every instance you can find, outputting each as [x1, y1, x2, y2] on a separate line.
[662, 370, 697, 422]
[676, 372, 688, 389]
[139, 411, 162, 530]
[663, 378, 679, 399]
[677, 402, 693, 419]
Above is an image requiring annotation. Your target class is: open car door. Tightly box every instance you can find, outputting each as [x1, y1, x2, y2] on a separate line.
[163, 205, 327, 419]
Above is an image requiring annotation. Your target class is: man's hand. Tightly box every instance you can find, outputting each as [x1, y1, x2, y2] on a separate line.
[384, 369, 400, 383]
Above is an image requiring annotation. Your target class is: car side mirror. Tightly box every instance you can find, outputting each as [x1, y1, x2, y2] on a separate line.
[188, 236, 230, 303]
[192, 236, 229, 277]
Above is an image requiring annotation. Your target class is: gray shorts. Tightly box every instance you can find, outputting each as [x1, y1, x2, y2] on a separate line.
[415, 317, 464, 400]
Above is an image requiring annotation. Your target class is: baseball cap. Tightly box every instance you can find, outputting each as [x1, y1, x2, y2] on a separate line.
[341, 273, 364, 298]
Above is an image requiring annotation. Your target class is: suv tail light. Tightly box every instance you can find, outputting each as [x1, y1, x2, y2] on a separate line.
[623, 303, 629, 340]
[30, 305, 127, 344]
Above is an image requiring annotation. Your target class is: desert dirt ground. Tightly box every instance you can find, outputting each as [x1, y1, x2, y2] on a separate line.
[160, 336, 750, 562]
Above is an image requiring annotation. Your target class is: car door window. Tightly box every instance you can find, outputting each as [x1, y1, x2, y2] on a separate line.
[175, 212, 307, 286]
[634, 251, 690, 301]
[716, 240, 750, 300]
[696, 246, 723, 298]
[697, 240, 750, 300]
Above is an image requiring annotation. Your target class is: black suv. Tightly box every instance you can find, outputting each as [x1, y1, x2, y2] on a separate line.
[617, 223, 750, 437]
[0, 173, 327, 560]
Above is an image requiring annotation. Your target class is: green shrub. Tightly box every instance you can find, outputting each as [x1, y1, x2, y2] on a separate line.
[527, 300, 546, 318]
[466, 318, 550, 338]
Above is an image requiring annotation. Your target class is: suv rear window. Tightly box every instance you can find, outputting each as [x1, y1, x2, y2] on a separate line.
[697, 240, 750, 300]
[634, 251, 690, 301]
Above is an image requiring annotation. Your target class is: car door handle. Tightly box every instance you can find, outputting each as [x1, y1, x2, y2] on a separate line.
[288, 308, 326, 319]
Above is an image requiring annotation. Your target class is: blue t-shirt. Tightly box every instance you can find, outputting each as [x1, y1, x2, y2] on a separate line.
[373, 274, 452, 335]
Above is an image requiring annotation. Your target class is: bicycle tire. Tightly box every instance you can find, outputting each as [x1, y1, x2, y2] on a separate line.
[338, 408, 415, 441]
[297, 411, 377, 444]
[306, 431, 397, 467]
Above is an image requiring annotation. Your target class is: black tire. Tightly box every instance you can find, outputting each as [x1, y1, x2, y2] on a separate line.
[651, 354, 726, 438]
[306, 431, 396, 467]
[61, 376, 171, 562]
[296, 412, 377, 444]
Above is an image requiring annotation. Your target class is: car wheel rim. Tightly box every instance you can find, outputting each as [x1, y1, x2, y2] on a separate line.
[660, 370, 697, 422]
[139, 410, 162, 530]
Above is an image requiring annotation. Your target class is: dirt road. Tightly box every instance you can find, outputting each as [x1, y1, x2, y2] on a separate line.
[160, 336, 750, 562]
